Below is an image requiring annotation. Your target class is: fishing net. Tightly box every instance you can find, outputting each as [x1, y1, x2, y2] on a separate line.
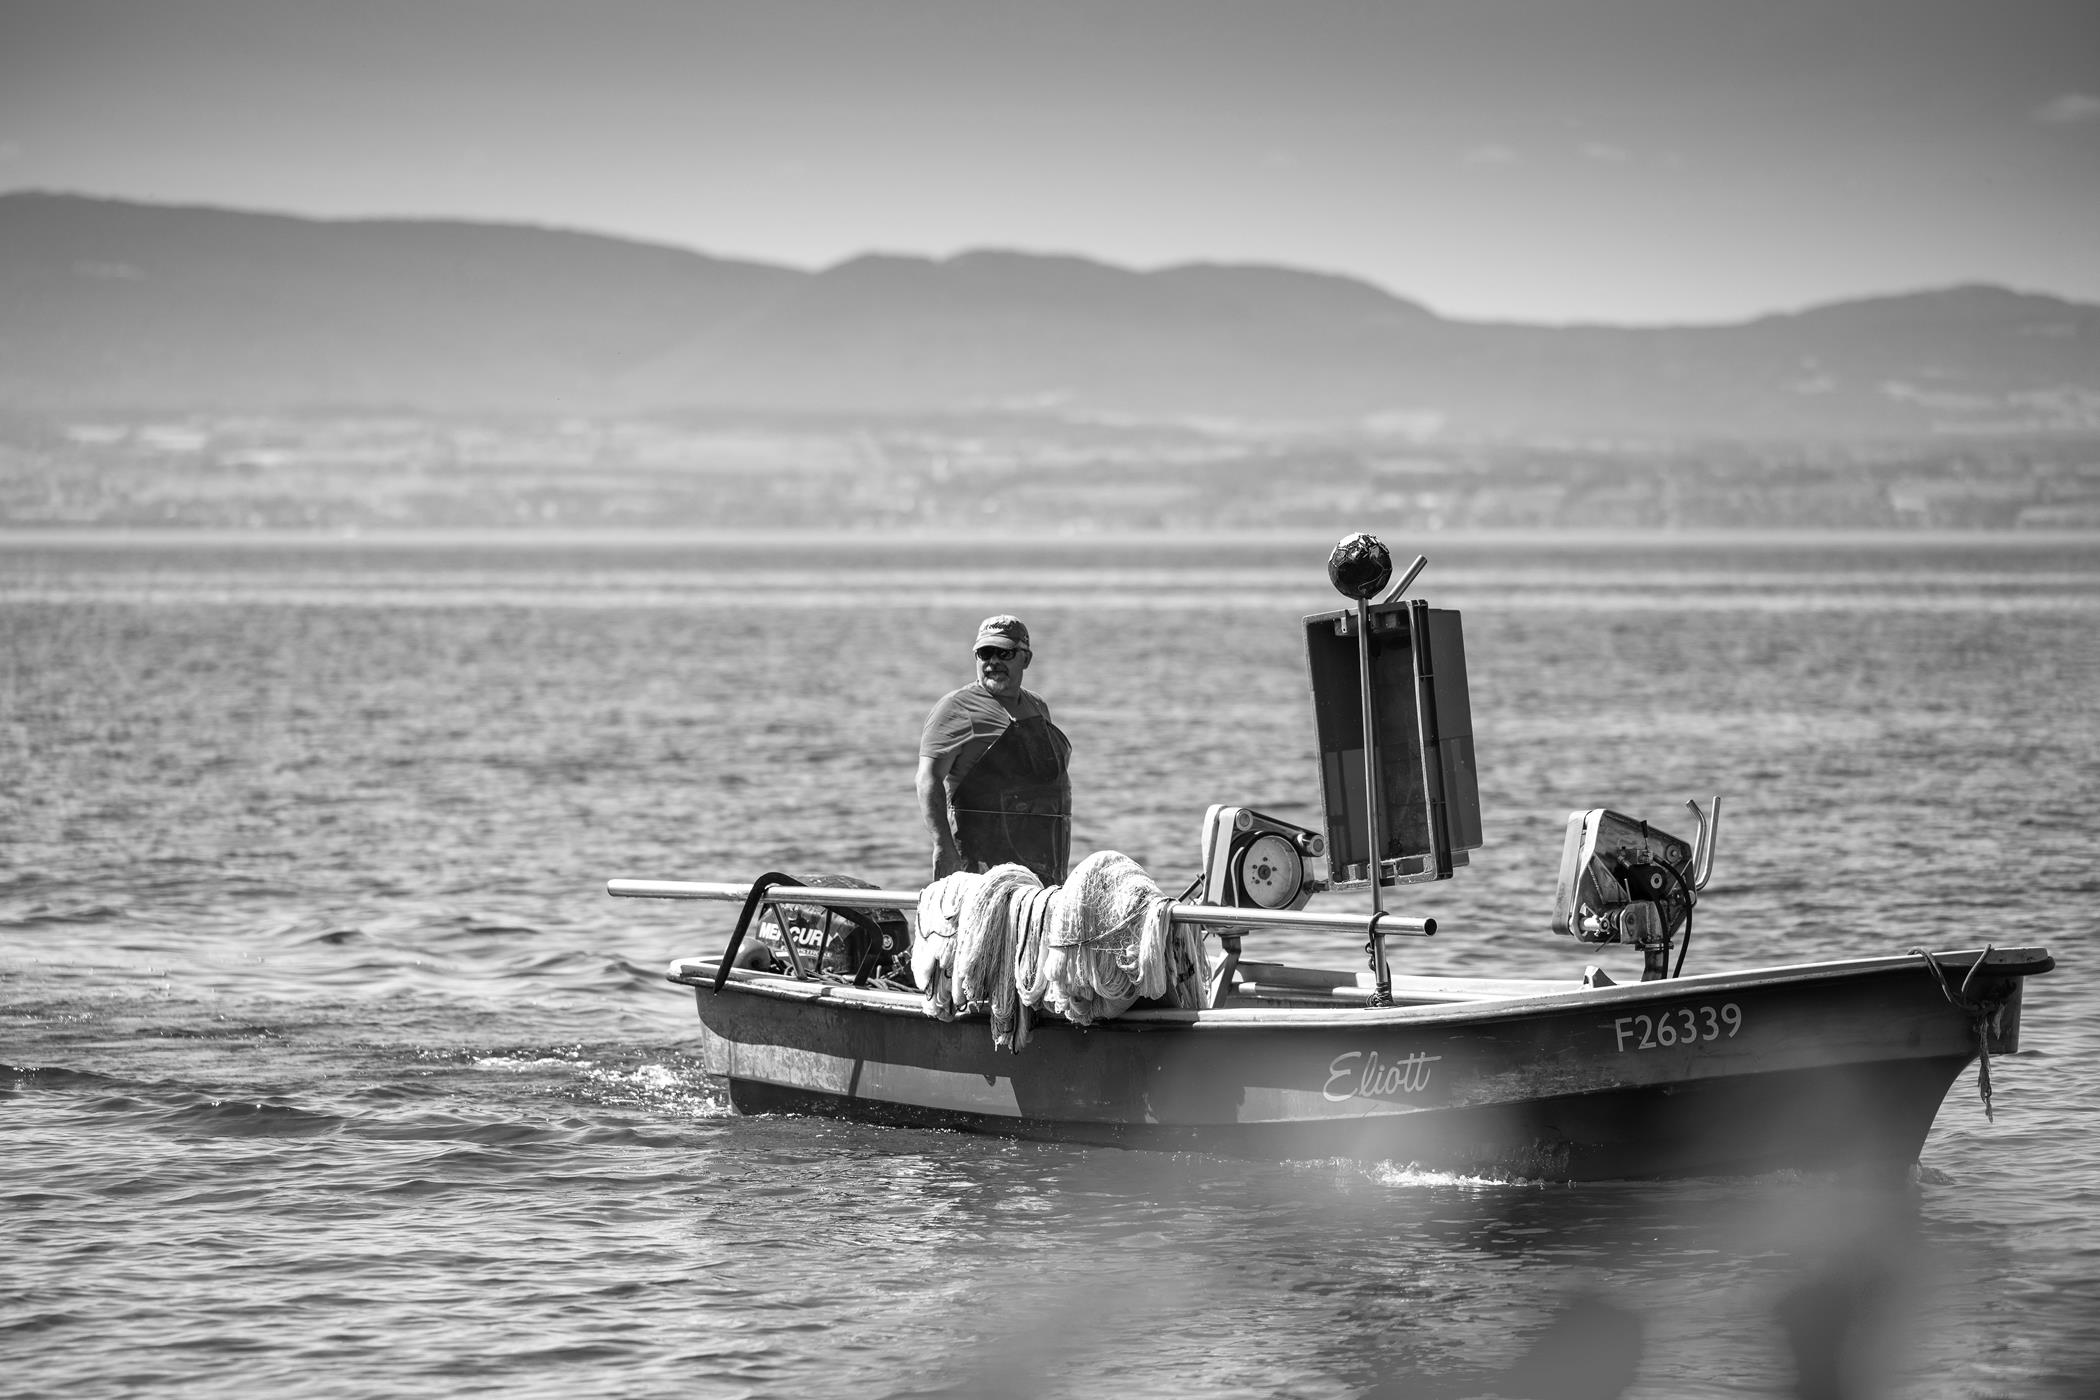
[913, 871, 975, 1020]
[1009, 883, 1059, 1050]
[1037, 851, 1168, 1024]
[915, 851, 1205, 1047]
[951, 863, 1040, 1050]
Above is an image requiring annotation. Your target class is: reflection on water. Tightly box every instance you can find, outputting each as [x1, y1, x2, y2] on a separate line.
[3, 535, 2097, 1398]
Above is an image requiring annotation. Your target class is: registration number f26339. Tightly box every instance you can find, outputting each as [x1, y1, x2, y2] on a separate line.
[1613, 1004, 1741, 1052]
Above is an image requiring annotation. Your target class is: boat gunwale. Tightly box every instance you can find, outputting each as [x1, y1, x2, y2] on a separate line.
[665, 944, 2050, 1032]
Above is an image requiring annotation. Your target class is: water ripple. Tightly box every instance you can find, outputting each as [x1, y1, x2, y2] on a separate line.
[4, 537, 2097, 1398]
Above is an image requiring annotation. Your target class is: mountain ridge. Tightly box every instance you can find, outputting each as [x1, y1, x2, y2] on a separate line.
[4, 191, 2096, 438]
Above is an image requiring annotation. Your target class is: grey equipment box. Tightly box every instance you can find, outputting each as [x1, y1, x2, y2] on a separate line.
[1302, 598, 1482, 888]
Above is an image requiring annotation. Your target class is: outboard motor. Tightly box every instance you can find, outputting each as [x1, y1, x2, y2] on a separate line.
[1552, 799, 1719, 981]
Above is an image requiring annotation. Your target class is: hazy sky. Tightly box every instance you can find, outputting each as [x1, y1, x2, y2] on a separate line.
[4, 0, 2097, 323]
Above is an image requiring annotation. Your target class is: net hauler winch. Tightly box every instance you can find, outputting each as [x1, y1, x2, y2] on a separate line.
[1198, 805, 1328, 911]
[1552, 800, 1720, 981]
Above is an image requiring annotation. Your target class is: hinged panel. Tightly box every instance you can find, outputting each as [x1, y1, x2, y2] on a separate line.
[1303, 602, 1482, 886]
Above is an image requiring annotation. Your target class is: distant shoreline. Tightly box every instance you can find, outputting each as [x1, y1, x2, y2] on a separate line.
[3, 526, 2095, 551]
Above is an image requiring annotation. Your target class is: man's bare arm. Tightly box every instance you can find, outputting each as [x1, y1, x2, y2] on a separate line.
[915, 751, 964, 880]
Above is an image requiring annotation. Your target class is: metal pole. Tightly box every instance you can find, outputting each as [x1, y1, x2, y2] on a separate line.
[1375, 553, 1429, 606]
[1356, 594, 1394, 1005]
[605, 879, 1435, 937]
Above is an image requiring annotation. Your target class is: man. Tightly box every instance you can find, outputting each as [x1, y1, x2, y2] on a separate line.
[916, 615, 1072, 885]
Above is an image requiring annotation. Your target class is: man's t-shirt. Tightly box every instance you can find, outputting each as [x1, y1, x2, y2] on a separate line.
[919, 685, 1053, 789]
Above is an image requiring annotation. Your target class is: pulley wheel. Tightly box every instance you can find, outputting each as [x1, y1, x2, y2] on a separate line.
[1235, 833, 1304, 910]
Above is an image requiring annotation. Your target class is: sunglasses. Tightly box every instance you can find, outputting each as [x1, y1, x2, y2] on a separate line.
[975, 645, 1020, 662]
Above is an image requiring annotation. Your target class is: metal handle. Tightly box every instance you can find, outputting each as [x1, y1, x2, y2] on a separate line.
[1374, 554, 1429, 605]
[1684, 796, 1721, 893]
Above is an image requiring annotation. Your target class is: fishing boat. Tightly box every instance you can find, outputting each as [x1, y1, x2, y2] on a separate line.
[613, 536, 2052, 1181]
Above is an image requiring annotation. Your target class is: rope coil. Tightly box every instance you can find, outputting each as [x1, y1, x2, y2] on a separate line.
[1910, 944, 1999, 1122]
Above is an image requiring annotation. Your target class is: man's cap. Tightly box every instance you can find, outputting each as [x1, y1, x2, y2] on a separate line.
[974, 615, 1030, 652]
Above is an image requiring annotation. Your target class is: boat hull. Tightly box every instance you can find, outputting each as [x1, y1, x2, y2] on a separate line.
[675, 949, 2040, 1180]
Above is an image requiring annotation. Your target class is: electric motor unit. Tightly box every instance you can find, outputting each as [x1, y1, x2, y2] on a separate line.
[1552, 802, 1718, 980]
[1552, 809, 1696, 942]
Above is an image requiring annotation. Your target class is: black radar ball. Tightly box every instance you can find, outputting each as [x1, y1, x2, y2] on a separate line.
[1327, 532, 1393, 600]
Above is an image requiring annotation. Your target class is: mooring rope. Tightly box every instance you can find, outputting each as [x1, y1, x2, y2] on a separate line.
[1910, 944, 1997, 1122]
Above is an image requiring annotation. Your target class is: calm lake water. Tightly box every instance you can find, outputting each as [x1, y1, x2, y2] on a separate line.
[4, 532, 2098, 1399]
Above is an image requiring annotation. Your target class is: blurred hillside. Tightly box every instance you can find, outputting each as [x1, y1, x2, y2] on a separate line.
[5, 192, 2100, 442]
